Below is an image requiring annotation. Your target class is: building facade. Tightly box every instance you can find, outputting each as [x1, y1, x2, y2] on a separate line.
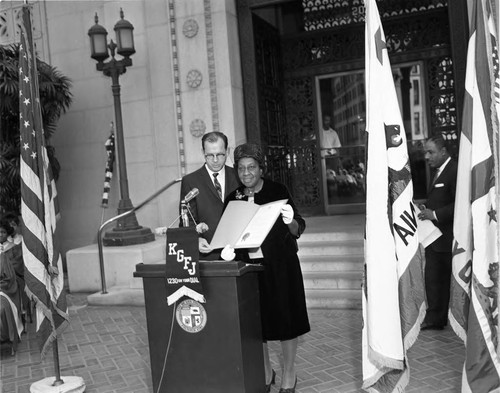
[0, 0, 468, 256]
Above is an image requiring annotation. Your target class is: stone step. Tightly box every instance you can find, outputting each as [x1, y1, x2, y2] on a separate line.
[300, 254, 363, 272]
[299, 228, 363, 242]
[298, 239, 363, 256]
[305, 289, 362, 309]
[303, 271, 362, 290]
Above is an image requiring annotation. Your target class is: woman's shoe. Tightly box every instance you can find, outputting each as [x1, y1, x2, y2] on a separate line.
[278, 376, 297, 393]
[265, 369, 276, 393]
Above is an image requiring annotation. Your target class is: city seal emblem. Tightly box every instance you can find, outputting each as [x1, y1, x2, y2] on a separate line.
[175, 299, 207, 333]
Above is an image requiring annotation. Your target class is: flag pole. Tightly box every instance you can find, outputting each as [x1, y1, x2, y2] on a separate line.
[52, 340, 63, 386]
[19, 3, 85, 392]
[490, 0, 500, 356]
[50, 305, 63, 387]
[494, 0, 500, 358]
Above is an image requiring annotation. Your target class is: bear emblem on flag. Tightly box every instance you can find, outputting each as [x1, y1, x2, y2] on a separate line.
[476, 263, 499, 334]
[385, 124, 403, 148]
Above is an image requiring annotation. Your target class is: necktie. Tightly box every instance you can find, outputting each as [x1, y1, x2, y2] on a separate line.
[213, 173, 222, 200]
[430, 169, 440, 188]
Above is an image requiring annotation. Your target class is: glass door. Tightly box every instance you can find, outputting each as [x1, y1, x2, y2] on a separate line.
[316, 62, 428, 214]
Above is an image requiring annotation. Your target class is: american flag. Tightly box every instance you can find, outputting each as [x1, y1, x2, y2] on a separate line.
[362, 0, 426, 391]
[101, 126, 115, 208]
[19, 5, 69, 358]
[449, 0, 500, 391]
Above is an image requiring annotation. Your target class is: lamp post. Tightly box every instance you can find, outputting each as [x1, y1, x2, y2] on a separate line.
[88, 9, 154, 246]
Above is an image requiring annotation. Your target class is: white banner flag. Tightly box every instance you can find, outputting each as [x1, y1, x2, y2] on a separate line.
[362, 0, 426, 391]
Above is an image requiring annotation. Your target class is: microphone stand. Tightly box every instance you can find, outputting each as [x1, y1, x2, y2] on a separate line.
[179, 200, 197, 228]
[180, 201, 190, 227]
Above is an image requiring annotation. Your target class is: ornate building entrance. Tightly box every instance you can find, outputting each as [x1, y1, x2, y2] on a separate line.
[237, 0, 468, 215]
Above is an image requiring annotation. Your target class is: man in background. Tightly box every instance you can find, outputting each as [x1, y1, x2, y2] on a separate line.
[322, 115, 342, 173]
[322, 114, 342, 156]
[418, 135, 457, 330]
[179, 131, 240, 260]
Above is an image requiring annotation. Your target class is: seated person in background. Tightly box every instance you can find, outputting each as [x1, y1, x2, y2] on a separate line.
[0, 219, 23, 355]
[1, 215, 27, 326]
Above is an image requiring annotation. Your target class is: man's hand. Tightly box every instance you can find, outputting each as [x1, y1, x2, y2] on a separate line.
[48, 265, 59, 277]
[418, 208, 435, 221]
[281, 204, 294, 225]
[199, 238, 213, 254]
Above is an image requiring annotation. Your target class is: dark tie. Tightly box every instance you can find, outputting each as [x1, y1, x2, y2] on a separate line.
[430, 170, 440, 188]
[213, 173, 222, 200]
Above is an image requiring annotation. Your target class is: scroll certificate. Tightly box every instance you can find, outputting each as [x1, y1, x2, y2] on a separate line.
[415, 204, 442, 248]
[210, 199, 288, 249]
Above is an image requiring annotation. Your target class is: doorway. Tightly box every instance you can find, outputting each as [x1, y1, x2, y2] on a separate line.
[316, 62, 429, 214]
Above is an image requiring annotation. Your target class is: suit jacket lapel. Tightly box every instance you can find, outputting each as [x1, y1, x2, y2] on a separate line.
[223, 166, 237, 198]
[431, 159, 453, 189]
[430, 170, 440, 189]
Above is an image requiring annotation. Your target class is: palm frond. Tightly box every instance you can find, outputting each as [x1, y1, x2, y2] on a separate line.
[0, 43, 72, 213]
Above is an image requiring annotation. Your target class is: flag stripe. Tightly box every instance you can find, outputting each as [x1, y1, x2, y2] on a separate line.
[471, 156, 495, 201]
[101, 131, 115, 208]
[20, 161, 43, 201]
[462, 92, 474, 141]
[465, 281, 500, 391]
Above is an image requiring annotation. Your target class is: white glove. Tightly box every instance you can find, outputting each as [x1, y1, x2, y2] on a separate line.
[221, 244, 236, 261]
[281, 204, 294, 225]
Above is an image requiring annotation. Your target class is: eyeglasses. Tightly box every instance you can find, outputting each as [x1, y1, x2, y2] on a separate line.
[204, 153, 226, 161]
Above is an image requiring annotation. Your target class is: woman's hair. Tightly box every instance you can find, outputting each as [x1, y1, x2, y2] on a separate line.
[3, 212, 19, 226]
[0, 218, 14, 236]
[233, 143, 266, 171]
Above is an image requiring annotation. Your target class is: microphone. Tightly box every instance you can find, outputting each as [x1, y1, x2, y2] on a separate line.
[182, 188, 199, 203]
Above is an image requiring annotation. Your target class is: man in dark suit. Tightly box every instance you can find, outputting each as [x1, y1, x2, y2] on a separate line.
[180, 131, 240, 260]
[418, 135, 457, 330]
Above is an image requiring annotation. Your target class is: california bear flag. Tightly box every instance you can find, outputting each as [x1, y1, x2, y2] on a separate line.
[362, 0, 426, 391]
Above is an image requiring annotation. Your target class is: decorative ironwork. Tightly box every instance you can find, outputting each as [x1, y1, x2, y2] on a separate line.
[426, 56, 458, 144]
[288, 145, 321, 207]
[254, 15, 286, 147]
[265, 146, 292, 191]
[385, 14, 450, 54]
[240, 1, 462, 212]
[282, 9, 449, 71]
[283, 77, 322, 208]
[302, 0, 447, 31]
[265, 144, 321, 208]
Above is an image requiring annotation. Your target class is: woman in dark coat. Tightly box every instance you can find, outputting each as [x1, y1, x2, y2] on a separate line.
[225, 143, 310, 393]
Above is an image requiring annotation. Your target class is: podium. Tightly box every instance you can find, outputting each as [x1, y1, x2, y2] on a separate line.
[134, 261, 265, 393]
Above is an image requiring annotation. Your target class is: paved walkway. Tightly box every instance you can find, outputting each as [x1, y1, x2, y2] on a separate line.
[1, 291, 464, 393]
